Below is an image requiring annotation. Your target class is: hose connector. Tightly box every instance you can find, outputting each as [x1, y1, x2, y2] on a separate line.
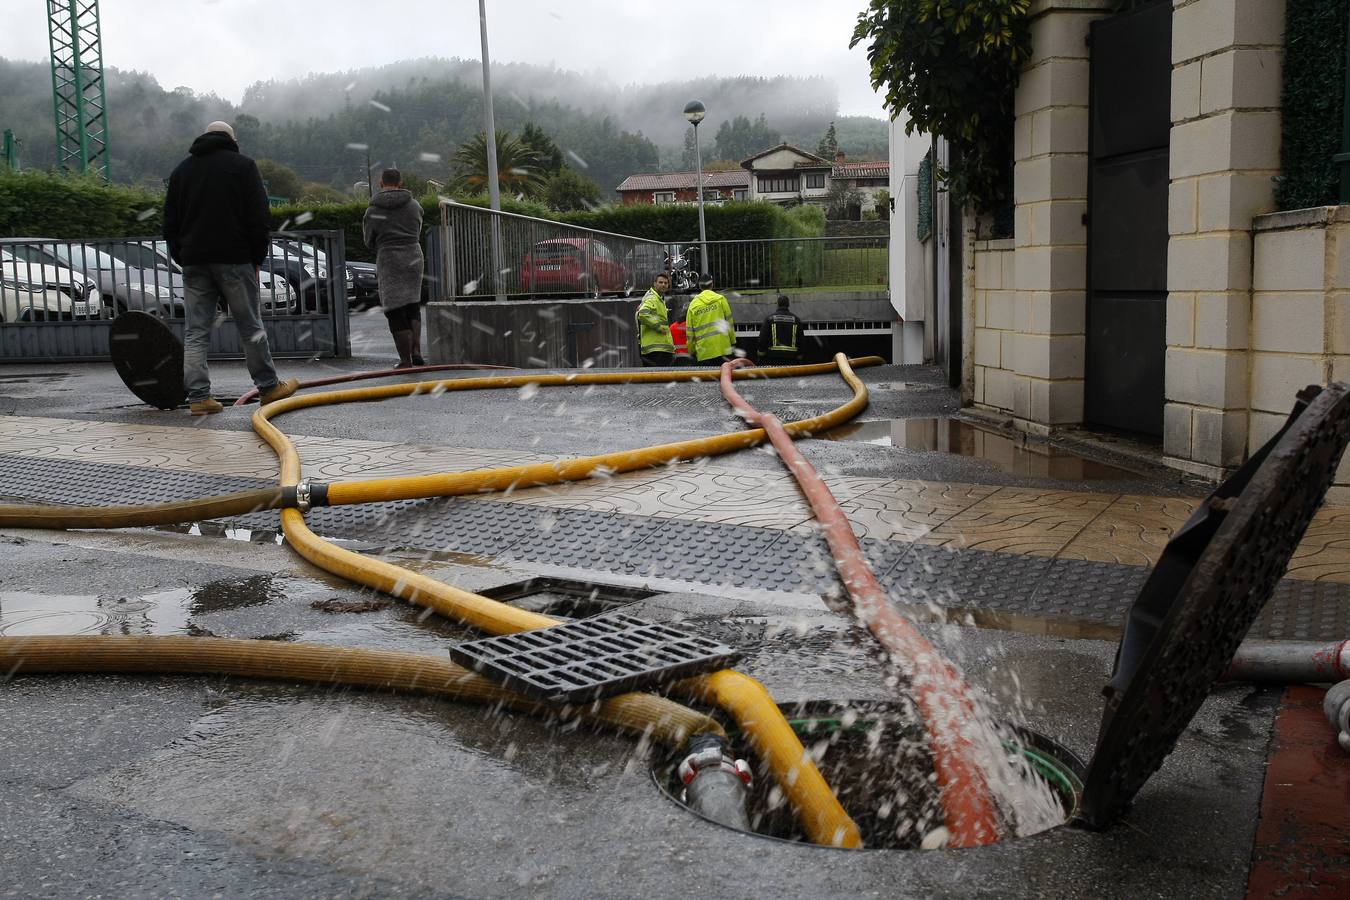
[1324, 680, 1350, 753]
[678, 733, 753, 832]
[294, 480, 313, 512]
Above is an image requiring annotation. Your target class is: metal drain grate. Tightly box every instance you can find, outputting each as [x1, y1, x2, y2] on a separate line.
[448, 613, 742, 703]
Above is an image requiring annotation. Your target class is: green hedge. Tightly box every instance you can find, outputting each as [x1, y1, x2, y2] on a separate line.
[0, 171, 163, 238]
[1277, 0, 1350, 210]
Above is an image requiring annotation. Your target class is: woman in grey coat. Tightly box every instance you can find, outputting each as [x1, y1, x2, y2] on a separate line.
[362, 168, 426, 367]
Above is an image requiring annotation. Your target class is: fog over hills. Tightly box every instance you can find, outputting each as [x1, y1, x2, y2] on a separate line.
[0, 55, 888, 196]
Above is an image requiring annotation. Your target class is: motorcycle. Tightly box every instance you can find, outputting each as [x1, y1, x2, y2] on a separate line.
[664, 246, 702, 293]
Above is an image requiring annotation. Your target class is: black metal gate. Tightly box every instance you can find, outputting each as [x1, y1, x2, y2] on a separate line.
[1085, 0, 1172, 436]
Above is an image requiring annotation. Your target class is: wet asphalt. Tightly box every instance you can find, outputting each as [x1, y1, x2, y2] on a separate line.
[0, 311, 1273, 897]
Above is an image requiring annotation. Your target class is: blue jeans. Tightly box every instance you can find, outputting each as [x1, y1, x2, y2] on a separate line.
[182, 263, 280, 402]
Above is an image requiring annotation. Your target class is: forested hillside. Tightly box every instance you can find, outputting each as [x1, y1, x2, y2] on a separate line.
[0, 56, 888, 198]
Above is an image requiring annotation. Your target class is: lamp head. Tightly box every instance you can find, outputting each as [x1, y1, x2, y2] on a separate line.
[683, 100, 706, 125]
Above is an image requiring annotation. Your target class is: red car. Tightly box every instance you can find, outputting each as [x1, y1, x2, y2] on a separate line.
[520, 238, 628, 295]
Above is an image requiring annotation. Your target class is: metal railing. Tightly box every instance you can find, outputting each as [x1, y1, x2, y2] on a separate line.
[432, 200, 888, 301]
[700, 236, 888, 294]
[0, 231, 350, 361]
[436, 199, 668, 300]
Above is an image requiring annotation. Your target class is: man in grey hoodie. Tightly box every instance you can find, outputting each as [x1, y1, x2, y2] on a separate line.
[362, 168, 426, 367]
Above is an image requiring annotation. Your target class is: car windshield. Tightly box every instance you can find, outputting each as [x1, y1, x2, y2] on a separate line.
[5, 244, 66, 269]
[273, 240, 325, 264]
[51, 244, 125, 272]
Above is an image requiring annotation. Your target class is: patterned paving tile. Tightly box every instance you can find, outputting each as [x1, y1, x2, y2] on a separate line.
[831, 480, 1000, 542]
[918, 486, 1117, 556]
[1055, 494, 1199, 567]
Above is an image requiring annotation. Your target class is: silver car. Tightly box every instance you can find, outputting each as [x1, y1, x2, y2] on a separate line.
[125, 240, 300, 316]
[12, 239, 182, 318]
[0, 253, 76, 322]
[0, 248, 102, 319]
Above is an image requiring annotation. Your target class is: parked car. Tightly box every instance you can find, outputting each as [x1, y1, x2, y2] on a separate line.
[346, 261, 380, 309]
[265, 238, 330, 312]
[0, 254, 77, 322]
[520, 238, 627, 296]
[127, 240, 299, 315]
[10, 240, 184, 318]
[0, 248, 102, 319]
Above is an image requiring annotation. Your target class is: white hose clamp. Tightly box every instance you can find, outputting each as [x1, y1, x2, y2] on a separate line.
[678, 746, 753, 787]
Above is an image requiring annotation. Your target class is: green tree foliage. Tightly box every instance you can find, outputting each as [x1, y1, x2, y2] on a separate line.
[826, 180, 865, 220]
[520, 122, 564, 175]
[713, 114, 781, 162]
[542, 167, 602, 212]
[851, 0, 1032, 212]
[816, 122, 839, 158]
[256, 159, 302, 201]
[451, 129, 546, 198]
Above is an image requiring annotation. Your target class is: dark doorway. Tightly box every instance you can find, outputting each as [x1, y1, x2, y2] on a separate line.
[1085, 0, 1171, 436]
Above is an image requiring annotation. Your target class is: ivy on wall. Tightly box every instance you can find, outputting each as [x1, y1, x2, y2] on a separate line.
[1277, 0, 1350, 210]
[852, 0, 1032, 216]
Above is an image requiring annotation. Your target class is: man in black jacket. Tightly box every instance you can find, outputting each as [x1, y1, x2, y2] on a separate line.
[164, 121, 297, 415]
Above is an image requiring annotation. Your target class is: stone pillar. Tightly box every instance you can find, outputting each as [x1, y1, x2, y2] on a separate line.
[1164, 0, 1285, 476]
[1000, 0, 1111, 431]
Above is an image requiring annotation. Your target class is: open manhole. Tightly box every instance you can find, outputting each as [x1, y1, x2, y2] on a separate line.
[652, 699, 1084, 850]
[477, 577, 654, 620]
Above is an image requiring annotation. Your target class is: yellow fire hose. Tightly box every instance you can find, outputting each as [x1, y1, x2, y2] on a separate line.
[0, 635, 720, 747]
[3, 356, 883, 848]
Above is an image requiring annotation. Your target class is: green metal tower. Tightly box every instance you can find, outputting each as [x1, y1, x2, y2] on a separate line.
[47, 0, 110, 179]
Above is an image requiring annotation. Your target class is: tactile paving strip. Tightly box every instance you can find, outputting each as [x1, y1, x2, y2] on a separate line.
[3, 452, 1348, 639]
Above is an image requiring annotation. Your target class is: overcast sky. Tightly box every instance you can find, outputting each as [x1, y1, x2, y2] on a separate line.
[0, 0, 891, 118]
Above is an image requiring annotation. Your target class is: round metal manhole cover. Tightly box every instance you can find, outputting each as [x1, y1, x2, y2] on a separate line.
[1079, 383, 1350, 829]
[109, 311, 185, 410]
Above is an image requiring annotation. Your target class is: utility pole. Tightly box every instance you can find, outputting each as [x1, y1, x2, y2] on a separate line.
[47, 0, 111, 179]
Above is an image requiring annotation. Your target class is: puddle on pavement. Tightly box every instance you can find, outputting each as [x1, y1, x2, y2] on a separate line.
[820, 418, 1141, 481]
[0, 575, 307, 637]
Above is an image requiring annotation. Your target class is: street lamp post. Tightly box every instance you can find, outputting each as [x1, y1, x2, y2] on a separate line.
[479, 0, 504, 299]
[683, 100, 708, 272]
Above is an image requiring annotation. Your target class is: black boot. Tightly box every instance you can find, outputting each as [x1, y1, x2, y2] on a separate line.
[409, 314, 426, 367]
[390, 329, 416, 368]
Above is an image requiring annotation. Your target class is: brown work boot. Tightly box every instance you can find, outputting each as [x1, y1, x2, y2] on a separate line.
[259, 378, 300, 406]
[190, 398, 224, 416]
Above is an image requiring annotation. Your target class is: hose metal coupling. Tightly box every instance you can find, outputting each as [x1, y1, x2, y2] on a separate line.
[1325, 680, 1350, 753]
[678, 739, 753, 788]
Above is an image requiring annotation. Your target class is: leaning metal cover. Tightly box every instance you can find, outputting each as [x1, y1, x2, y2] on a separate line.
[448, 613, 742, 703]
[109, 310, 185, 411]
[1079, 383, 1350, 829]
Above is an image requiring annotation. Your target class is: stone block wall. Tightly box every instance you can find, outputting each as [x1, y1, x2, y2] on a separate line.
[1249, 208, 1350, 502]
[1163, 0, 1285, 476]
[970, 1, 1108, 431]
[971, 239, 1019, 413]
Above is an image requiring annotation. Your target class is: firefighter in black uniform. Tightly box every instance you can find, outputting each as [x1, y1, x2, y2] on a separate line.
[757, 294, 803, 364]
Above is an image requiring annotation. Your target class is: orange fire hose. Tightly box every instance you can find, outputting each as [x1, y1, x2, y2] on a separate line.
[718, 355, 1003, 848]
